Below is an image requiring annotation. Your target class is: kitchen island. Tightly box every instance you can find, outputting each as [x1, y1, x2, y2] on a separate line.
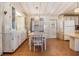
[57, 32, 79, 51]
[64, 32, 79, 51]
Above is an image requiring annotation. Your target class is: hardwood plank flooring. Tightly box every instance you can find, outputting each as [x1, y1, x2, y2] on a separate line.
[2, 39, 79, 56]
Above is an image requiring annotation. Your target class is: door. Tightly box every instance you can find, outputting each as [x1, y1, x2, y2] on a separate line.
[44, 20, 56, 39]
[48, 20, 56, 38]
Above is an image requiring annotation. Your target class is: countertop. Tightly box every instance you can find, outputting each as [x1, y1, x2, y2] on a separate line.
[28, 32, 47, 37]
[57, 32, 79, 39]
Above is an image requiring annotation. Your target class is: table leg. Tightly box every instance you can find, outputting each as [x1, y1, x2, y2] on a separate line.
[29, 38, 31, 51]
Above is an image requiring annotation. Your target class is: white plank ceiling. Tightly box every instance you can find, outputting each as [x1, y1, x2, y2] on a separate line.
[17, 2, 77, 16]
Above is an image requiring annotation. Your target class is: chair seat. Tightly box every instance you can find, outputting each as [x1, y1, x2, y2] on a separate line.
[29, 32, 46, 51]
[34, 43, 43, 46]
[33, 41, 43, 45]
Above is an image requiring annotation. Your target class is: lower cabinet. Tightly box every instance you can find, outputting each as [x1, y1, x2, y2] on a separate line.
[70, 38, 79, 51]
[57, 33, 64, 40]
[64, 35, 71, 40]
[3, 31, 27, 53]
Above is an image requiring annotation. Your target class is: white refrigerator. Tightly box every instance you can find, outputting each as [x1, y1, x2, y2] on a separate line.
[64, 20, 75, 40]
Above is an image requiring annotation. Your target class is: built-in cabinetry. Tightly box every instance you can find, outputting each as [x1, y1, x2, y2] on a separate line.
[64, 19, 75, 40]
[57, 16, 78, 40]
[0, 3, 3, 55]
[2, 3, 27, 53]
[56, 16, 64, 40]
[70, 37, 79, 51]
[63, 33, 79, 51]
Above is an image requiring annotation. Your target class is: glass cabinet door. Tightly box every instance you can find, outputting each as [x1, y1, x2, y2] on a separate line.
[12, 7, 16, 29]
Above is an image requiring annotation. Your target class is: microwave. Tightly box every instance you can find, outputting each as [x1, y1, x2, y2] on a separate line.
[75, 25, 79, 30]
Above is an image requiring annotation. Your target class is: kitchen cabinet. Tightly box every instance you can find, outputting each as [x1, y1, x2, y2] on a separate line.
[64, 19, 75, 40]
[64, 16, 79, 25]
[57, 32, 64, 40]
[64, 33, 79, 51]
[0, 3, 3, 55]
[2, 3, 27, 53]
[69, 37, 79, 51]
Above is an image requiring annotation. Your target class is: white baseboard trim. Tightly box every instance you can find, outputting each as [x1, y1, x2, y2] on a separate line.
[0, 51, 3, 56]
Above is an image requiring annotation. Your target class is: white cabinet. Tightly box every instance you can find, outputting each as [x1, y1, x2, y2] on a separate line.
[0, 3, 3, 55]
[3, 32, 13, 52]
[64, 16, 78, 25]
[64, 20, 75, 40]
[57, 33, 64, 40]
[3, 31, 27, 53]
[70, 38, 79, 51]
[3, 3, 12, 33]
[2, 3, 27, 53]
[48, 20, 56, 38]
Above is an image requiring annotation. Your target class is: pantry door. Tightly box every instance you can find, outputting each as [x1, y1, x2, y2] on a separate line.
[48, 20, 56, 38]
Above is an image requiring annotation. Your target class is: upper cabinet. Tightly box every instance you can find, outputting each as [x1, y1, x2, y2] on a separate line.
[64, 16, 79, 25]
[12, 7, 16, 29]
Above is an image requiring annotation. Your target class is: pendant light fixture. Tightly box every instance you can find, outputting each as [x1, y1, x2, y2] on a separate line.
[35, 2, 40, 21]
[74, 2, 79, 13]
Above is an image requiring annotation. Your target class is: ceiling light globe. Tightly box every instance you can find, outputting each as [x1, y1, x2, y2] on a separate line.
[74, 8, 79, 13]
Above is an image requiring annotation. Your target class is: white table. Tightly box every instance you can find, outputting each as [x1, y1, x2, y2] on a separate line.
[29, 32, 47, 51]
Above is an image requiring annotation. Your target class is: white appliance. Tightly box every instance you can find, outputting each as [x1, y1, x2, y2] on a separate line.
[64, 20, 75, 40]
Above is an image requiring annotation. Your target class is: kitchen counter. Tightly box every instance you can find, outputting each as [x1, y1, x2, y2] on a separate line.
[57, 32, 79, 39]
[57, 32, 79, 51]
[64, 32, 79, 39]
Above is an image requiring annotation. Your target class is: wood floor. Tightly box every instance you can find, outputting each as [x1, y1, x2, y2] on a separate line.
[2, 39, 79, 56]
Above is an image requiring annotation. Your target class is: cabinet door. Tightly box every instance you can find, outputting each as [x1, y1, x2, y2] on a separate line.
[0, 3, 3, 54]
[48, 20, 56, 38]
[4, 3, 12, 33]
[44, 20, 50, 38]
[64, 27, 75, 33]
